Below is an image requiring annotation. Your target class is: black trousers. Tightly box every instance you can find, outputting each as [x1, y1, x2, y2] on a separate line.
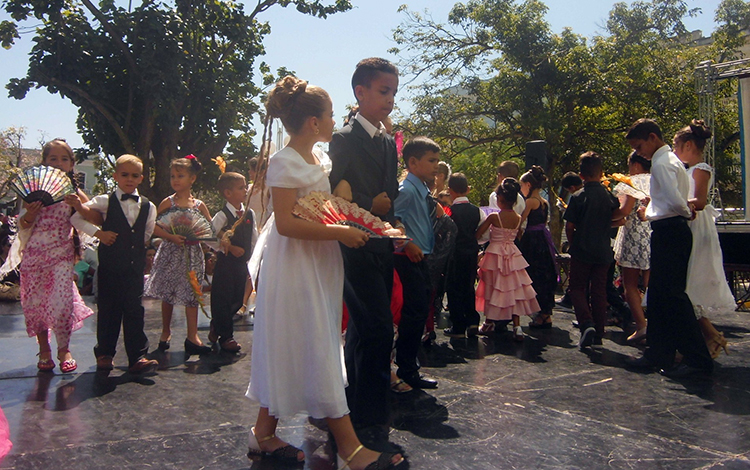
[341, 246, 394, 429]
[394, 254, 431, 378]
[210, 257, 247, 342]
[94, 269, 149, 367]
[645, 217, 713, 371]
[447, 252, 480, 332]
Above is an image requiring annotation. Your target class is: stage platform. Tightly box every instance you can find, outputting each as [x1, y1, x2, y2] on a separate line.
[0, 297, 749, 469]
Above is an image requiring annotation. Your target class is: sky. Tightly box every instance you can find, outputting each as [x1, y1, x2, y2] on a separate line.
[0, 0, 724, 152]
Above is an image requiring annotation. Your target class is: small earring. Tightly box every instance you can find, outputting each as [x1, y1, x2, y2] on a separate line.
[314, 128, 319, 135]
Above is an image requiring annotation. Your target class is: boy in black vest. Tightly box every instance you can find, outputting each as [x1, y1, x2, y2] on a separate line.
[444, 173, 483, 338]
[71, 154, 158, 374]
[209, 172, 256, 352]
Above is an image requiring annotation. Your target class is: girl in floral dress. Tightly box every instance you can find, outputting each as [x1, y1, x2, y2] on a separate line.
[476, 178, 539, 341]
[8, 139, 94, 373]
[612, 151, 651, 343]
[144, 156, 213, 355]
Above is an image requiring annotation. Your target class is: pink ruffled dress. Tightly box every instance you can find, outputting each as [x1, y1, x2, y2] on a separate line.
[475, 216, 540, 321]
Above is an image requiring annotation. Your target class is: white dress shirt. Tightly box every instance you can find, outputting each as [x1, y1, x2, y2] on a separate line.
[71, 188, 156, 244]
[645, 145, 692, 221]
[354, 112, 387, 138]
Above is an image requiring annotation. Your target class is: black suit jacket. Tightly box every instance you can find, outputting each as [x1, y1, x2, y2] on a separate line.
[329, 120, 399, 222]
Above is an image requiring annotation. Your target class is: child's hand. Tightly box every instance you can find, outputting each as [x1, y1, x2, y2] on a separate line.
[64, 194, 83, 210]
[23, 201, 43, 220]
[371, 192, 391, 216]
[636, 205, 647, 221]
[404, 241, 424, 263]
[169, 234, 187, 246]
[337, 226, 369, 249]
[95, 230, 118, 246]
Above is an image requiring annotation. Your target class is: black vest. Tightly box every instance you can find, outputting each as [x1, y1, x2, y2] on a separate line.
[218, 206, 255, 264]
[98, 193, 150, 276]
[450, 202, 481, 257]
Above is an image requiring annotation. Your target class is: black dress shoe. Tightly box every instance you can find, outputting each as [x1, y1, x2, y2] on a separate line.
[184, 339, 212, 355]
[354, 425, 402, 454]
[659, 364, 712, 380]
[443, 327, 465, 338]
[400, 373, 438, 389]
[624, 355, 657, 371]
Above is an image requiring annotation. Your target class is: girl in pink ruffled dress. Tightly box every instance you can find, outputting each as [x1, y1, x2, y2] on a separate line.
[475, 178, 540, 341]
[4, 139, 94, 373]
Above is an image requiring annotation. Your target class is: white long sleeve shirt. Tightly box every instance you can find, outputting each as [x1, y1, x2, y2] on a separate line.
[645, 145, 692, 221]
[71, 188, 156, 244]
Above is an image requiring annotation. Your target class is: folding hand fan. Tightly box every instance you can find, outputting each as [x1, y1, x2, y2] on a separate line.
[9, 165, 75, 206]
[156, 207, 216, 242]
[293, 191, 406, 238]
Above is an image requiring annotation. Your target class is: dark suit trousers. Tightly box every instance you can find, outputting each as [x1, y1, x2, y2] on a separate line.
[569, 258, 609, 337]
[394, 254, 431, 377]
[95, 270, 149, 367]
[447, 253, 480, 332]
[645, 217, 713, 371]
[341, 246, 394, 429]
[210, 257, 246, 342]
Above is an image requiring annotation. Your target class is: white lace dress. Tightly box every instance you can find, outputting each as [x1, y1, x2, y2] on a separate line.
[613, 174, 651, 270]
[246, 146, 348, 419]
[686, 162, 736, 318]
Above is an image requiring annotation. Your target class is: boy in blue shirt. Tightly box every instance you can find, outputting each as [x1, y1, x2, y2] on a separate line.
[394, 136, 441, 390]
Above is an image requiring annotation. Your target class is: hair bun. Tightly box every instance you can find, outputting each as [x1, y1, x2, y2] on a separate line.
[689, 119, 712, 140]
[266, 75, 308, 120]
[531, 165, 547, 183]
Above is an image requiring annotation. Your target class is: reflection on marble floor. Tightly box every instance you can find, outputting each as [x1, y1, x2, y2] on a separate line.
[0, 297, 749, 469]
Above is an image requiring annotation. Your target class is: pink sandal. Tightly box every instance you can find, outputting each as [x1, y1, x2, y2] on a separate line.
[36, 352, 55, 372]
[57, 350, 77, 373]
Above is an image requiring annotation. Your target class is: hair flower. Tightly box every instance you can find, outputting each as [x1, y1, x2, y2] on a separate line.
[185, 154, 197, 160]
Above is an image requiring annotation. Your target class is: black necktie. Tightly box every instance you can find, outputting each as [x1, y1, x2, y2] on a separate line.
[121, 193, 139, 202]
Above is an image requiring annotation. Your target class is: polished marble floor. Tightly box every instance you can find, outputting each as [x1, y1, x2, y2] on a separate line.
[0, 297, 749, 469]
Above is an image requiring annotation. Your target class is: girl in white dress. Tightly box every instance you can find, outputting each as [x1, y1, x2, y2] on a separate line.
[673, 119, 734, 358]
[245, 76, 404, 470]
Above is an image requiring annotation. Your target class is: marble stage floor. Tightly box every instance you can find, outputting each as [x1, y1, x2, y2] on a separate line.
[0, 297, 749, 469]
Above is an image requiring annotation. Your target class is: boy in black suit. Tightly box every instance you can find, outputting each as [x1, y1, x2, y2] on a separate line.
[71, 154, 158, 374]
[209, 172, 256, 352]
[328, 57, 402, 453]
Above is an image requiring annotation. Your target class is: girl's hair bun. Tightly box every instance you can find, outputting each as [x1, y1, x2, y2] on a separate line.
[689, 119, 712, 140]
[266, 76, 308, 120]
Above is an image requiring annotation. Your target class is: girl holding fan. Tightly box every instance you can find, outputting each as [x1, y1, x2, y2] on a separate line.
[673, 120, 735, 358]
[2, 139, 94, 373]
[245, 76, 404, 470]
[144, 156, 213, 355]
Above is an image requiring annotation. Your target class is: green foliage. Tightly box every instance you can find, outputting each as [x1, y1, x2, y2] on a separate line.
[2, 0, 351, 201]
[393, 0, 746, 240]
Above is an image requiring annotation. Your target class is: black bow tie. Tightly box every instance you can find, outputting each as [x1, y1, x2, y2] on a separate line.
[121, 193, 139, 202]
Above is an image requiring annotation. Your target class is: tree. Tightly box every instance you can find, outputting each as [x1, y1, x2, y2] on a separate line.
[1, 0, 351, 200]
[392, 0, 744, 239]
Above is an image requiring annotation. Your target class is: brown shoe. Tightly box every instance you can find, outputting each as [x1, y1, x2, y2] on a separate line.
[208, 325, 218, 344]
[96, 355, 114, 371]
[220, 338, 241, 352]
[128, 358, 158, 374]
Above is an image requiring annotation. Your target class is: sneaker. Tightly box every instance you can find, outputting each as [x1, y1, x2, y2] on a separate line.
[579, 327, 596, 350]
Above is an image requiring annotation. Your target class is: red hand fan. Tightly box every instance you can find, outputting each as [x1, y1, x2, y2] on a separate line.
[293, 192, 406, 239]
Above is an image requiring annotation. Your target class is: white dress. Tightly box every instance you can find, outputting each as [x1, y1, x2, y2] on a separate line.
[686, 163, 736, 318]
[246, 146, 348, 420]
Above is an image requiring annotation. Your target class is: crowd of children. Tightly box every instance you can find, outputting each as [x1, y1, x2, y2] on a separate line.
[1, 55, 738, 468]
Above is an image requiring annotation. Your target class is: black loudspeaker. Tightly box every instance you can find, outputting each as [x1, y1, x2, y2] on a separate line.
[525, 140, 548, 173]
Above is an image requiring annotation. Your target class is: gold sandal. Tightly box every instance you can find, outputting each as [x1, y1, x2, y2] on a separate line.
[247, 427, 304, 463]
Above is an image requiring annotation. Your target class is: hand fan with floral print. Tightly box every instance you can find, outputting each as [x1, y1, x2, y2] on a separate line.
[9, 165, 75, 206]
[156, 207, 216, 242]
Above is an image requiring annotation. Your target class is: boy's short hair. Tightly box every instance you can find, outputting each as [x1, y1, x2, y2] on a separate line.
[579, 151, 603, 178]
[497, 161, 520, 178]
[351, 57, 399, 94]
[217, 172, 246, 196]
[448, 172, 469, 194]
[115, 154, 143, 171]
[560, 171, 583, 190]
[626, 118, 662, 141]
[402, 136, 440, 166]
